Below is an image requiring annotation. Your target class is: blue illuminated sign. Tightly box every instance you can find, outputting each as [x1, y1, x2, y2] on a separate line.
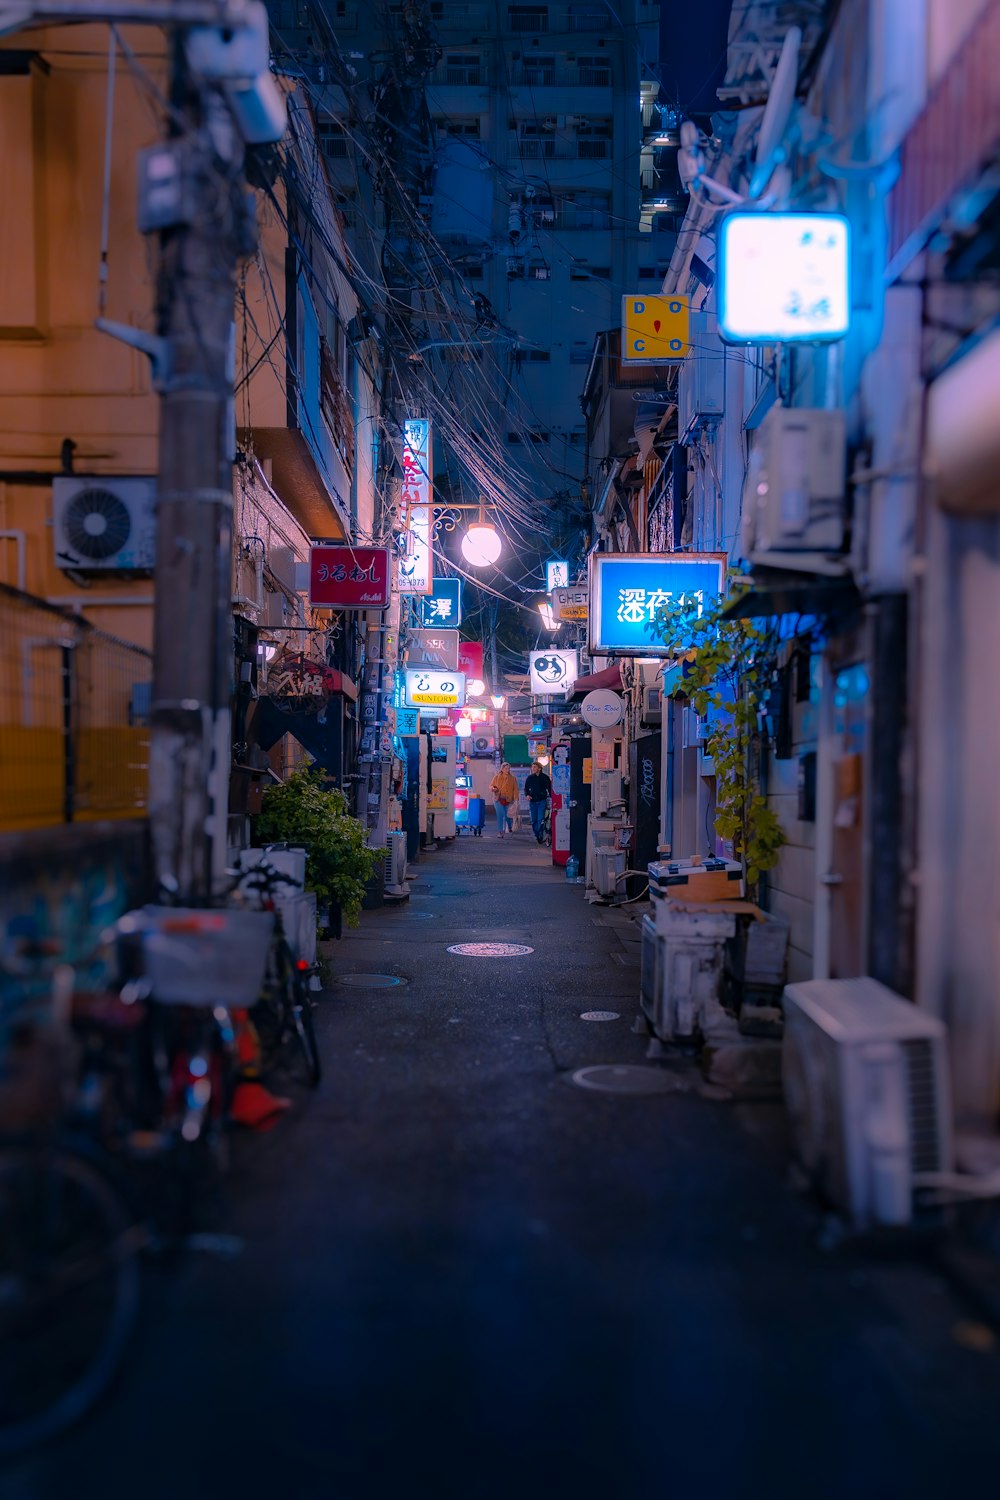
[418, 576, 463, 627]
[589, 553, 725, 655]
[718, 212, 850, 345]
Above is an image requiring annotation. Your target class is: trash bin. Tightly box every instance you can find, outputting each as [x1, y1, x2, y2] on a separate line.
[468, 797, 485, 837]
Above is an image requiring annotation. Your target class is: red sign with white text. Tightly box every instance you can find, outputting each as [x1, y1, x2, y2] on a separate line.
[310, 546, 391, 609]
[458, 640, 484, 681]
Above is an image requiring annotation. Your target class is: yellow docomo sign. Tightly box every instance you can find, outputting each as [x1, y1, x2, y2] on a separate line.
[621, 294, 690, 364]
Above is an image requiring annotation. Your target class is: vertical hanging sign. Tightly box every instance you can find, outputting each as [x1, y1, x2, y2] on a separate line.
[397, 417, 433, 595]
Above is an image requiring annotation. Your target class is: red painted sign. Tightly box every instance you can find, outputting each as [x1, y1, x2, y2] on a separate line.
[458, 640, 484, 681]
[309, 546, 391, 609]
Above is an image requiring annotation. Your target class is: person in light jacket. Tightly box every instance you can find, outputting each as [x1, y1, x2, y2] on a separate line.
[489, 763, 519, 839]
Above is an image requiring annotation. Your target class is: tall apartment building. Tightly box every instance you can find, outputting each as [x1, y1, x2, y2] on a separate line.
[269, 1, 666, 545]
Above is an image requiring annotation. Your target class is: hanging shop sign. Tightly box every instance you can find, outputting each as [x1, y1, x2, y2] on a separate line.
[458, 639, 484, 684]
[621, 294, 691, 365]
[552, 585, 589, 621]
[718, 212, 851, 345]
[418, 576, 463, 626]
[580, 689, 624, 728]
[309, 545, 391, 609]
[397, 417, 433, 595]
[546, 560, 569, 591]
[408, 628, 460, 671]
[403, 668, 467, 709]
[529, 648, 579, 698]
[588, 552, 725, 656]
[396, 708, 419, 735]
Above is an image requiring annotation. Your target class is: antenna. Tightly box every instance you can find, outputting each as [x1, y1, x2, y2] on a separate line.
[748, 26, 801, 200]
[677, 121, 744, 207]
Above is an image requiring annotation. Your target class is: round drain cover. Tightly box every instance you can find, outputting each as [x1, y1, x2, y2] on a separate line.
[336, 973, 407, 989]
[580, 1010, 621, 1022]
[570, 1065, 683, 1096]
[393, 909, 438, 920]
[446, 942, 534, 958]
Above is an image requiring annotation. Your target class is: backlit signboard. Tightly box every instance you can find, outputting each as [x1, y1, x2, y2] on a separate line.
[403, 668, 467, 709]
[588, 553, 726, 656]
[621, 294, 691, 364]
[397, 417, 432, 594]
[418, 576, 463, 626]
[458, 640, 484, 683]
[408, 628, 459, 671]
[552, 585, 588, 621]
[546, 560, 569, 591]
[529, 648, 579, 698]
[718, 212, 850, 344]
[309, 546, 391, 609]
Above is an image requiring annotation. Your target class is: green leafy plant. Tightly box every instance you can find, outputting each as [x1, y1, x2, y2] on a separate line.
[647, 586, 786, 892]
[254, 767, 378, 929]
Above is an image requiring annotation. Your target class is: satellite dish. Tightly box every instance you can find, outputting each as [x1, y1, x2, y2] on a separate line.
[749, 26, 801, 200]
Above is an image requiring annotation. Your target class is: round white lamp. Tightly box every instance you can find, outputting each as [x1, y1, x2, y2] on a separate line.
[455, 716, 473, 738]
[461, 522, 502, 567]
[468, 677, 486, 697]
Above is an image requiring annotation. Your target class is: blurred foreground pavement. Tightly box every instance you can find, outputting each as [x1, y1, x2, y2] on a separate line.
[8, 830, 1000, 1500]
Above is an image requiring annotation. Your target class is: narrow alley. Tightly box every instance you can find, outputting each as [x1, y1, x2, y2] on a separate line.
[10, 832, 1000, 1500]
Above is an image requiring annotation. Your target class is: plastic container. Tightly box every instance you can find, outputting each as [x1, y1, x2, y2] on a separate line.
[566, 854, 580, 881]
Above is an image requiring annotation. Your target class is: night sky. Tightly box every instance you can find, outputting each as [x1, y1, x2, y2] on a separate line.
[659, 0, 734, 118]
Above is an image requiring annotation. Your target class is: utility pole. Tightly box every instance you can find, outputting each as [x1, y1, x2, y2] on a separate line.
[146, 46, 249, 901]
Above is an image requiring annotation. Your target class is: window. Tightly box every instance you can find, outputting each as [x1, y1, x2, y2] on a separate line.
[336, 192, 357, 228]
[567, 429, 585, 444]
[518, 123, 555, 159]
[318, 121, 349, 160]
[464, 263, 485, 279]
[508, 5, 548, 31]
[525, 349, 551, 361]
[529, 263, 550, 280]
[444, 116, 482, 137]
[569, 5, 608, 31]
[519, 55, 555, 86]
[576, 120, 612, 160]
[507, 432, 524, 444]
[570, 263, 609, 280]
[564, 192, 612, 229]
[576, 56, 610, 85]
[569, 342, 591, 363]
[446, 53, 482, 85]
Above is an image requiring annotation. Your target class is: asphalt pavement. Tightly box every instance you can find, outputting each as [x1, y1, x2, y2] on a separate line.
[8, 825, 1000, 1500]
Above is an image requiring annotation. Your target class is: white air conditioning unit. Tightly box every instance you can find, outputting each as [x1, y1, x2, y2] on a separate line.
[745, 405, 846, 556]
[783, 978, 952, 1229]
[640, 684, 662, 726]
[384, 830, 409, 896]
[470, 732, 496, 757]
[53, 476, 157, 572]
[642, 904, 735, 1041]
[678, 312, 725, 442]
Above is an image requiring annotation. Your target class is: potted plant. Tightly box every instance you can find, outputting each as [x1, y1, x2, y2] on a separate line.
[254, 767, 378, 934]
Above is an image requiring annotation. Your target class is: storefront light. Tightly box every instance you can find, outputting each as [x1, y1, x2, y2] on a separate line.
[468, 677, 486, 697]
[455, 716, 473, 738]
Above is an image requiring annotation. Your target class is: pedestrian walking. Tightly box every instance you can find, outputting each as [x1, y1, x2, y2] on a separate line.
[524, 761, 553, 844]
[489, 762, 519, 839]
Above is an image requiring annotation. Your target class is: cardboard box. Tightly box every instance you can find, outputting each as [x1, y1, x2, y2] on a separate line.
[648, 857, 745, 903]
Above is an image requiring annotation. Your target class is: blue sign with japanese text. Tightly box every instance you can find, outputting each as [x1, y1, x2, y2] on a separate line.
[589, 553, 725, 655]
[418, 576, 463, 627]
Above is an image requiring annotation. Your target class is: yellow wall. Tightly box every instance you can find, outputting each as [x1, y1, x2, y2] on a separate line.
[0, 26, 164, 644]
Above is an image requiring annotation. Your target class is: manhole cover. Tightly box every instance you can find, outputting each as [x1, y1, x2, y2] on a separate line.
[446, 942, 535, 958]
[336, 973, 407, 989]
[570, 1065, 683, 1096]
[580, 1011, 621, 1022]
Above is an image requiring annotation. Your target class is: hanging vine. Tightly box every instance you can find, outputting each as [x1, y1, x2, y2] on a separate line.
[647, 586, 787, 891]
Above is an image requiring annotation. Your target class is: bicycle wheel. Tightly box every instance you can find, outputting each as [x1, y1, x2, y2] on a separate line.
[0, 1140, 141, 1454]
[282, 948, 321, 1089]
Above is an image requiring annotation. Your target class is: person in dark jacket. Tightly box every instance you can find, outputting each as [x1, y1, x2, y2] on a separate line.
[524, 761, 553, 844]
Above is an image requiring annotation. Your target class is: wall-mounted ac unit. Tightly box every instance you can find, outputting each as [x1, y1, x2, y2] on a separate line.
[783, 978, 952, 1229]
[53, 476, 156, 572]
[745, 405, 846, 555]
[640, 684, 661, 726]
[678, 312, 725, 443]
[470, 733, 496, 757]
[384, 830, 409, 895]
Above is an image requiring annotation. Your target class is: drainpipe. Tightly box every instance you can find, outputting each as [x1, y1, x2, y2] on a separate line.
[0, 531, 27, 592]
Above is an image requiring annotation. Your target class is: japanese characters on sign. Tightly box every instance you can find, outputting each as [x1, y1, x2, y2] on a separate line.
[589, 553, 726, 656]
[403, 669, 467, 709]
[397, 417, 433, 595]
[546, 560, 569, 591]
[309, 546, 391, 609]
[418, 576, 463, 626]
[718, 213, 851, 344]
[529, 648, 579, 698]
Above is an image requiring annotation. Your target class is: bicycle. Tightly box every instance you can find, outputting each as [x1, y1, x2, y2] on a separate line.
[235, 856, 322, 1089]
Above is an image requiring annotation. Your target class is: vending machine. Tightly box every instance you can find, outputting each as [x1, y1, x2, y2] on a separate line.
[427, 733, 457, 840]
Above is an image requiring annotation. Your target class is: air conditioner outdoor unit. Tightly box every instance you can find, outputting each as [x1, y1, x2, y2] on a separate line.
[745, 405, 846, 555]
[384, 830, 410, 896]
[640, 684, 662, 726]
[678, 312, 725, 442]
[53, 476, 157, 572]
[470, 732, 496, 757]
[782, 978, 952, 1229]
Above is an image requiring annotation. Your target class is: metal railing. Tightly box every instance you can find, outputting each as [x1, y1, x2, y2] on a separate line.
[0, 585, 151, 832]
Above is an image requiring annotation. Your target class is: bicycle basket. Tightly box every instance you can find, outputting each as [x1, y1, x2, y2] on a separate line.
[140, 907, 275, 1008]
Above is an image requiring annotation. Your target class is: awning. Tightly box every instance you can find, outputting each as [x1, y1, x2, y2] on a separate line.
[569, 662, 623, 697]
[721, 575, 861, 621]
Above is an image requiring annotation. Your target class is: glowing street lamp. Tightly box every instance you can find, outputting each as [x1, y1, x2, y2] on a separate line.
[468, 677, 486, 697]
[461, 521, 502, 567]
[455, 716, 473, 738]
[490, 693, 505, 710]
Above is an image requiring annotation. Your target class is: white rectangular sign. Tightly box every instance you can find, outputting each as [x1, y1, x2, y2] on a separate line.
[397, 417, 432, 595]
[529, 648, 579, 698]
[407, 628, 460, 671]
[403, 668, 467, 709]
